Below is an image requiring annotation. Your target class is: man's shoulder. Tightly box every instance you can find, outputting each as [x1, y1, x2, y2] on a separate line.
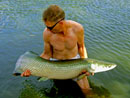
[43, 28, 52, 41]
[67, 20, 84, 34]
[43, 28, 52, 35]
[67, 20, 83, 28]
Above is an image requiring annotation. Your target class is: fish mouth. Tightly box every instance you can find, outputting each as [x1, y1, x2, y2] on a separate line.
[110, 64, 117, 69]
[91, 63, 117, 73]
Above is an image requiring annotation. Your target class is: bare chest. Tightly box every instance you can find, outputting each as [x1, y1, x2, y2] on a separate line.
[50, 33, 77, 51]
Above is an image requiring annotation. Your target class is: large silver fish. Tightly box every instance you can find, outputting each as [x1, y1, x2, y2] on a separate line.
[13, 51, 117, 80]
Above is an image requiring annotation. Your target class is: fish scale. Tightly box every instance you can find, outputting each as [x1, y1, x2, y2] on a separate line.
[13, 51, 117, 80]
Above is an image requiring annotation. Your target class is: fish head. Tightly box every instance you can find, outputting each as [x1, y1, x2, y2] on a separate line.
[87, 58, 117, 73]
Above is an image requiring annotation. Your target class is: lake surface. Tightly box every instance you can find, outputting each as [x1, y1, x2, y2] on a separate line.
[0, 0, 130, 98]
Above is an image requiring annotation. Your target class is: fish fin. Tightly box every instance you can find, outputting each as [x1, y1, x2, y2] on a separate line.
[37, 77, 41, 80]
[37, 77, 49, 82]
[77, 74, 86, 81]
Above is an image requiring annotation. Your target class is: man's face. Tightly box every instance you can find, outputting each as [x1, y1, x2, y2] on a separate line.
[45, 18, 64, 33]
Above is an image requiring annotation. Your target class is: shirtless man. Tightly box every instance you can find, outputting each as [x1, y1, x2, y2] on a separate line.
[21, 5, 92, 96]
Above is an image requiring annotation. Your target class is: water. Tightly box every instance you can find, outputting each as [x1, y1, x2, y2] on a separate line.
[0, 0, 130, 98]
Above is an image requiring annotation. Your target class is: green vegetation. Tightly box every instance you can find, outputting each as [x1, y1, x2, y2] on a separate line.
[19, 79, 110, 98]
[19, 80, 49, 98]
[86, 79, 111, 98]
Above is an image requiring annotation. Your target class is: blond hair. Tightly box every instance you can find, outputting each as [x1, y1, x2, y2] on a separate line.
[43, 5, 65, 22]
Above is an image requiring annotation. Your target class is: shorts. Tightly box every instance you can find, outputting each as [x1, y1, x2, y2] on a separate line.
[50, 54, 80, 61]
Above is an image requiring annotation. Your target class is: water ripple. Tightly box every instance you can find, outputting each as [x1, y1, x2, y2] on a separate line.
[0, 0, 130, 98]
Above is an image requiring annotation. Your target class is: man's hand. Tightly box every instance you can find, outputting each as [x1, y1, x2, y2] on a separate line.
[21, 69, 31, 77]
[80, 70, 94, 77]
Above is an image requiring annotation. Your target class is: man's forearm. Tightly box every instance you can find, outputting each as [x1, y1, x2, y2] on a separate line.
[40, 52, 51, 60]
[78, 45, 88, 58]
[83, 46, 88, 58]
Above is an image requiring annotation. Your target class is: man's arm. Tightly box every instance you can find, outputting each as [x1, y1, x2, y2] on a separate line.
[21, 29, 52, 77]
[77, 26, 88, 58]
[40, 29, 52, 59]
[40, 41, 52, 60]
[76, 25, 92, 93]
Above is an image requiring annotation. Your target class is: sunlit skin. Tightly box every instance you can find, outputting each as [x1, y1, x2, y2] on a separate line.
[21, 19, 94, 96]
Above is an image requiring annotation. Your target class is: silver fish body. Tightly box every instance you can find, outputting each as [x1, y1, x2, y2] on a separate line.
[14, 51, 117, 79]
